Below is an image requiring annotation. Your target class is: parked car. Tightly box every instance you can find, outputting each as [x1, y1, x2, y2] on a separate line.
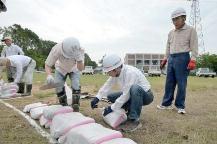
[82, 66, 94, 75]
[196, 68, 216, 78]
[148, 69, 161, 77]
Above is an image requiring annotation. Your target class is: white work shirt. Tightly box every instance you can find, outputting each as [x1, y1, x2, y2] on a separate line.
[45, 43, 84, 75]
[7, 55, 32, 83]
[1, 44, 24, 57]
[96, 65, 151, 111]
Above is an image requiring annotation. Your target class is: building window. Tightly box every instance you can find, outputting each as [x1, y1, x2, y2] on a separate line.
[128, 60, 135, 65]
[152, 60, 158, 65]
[144, 60, 150, 65]
[136, 60, 143, 65]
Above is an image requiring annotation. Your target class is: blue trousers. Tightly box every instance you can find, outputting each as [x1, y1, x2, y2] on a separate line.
[55, 70, 81, 95]
[107, 84, 154, 121]
[162, 52, 190, 109]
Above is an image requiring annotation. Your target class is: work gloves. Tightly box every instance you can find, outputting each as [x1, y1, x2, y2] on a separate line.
[160, 59, 167, 70]
[187, 59, 196, 70]
[91, 97, 99, 109]
[103, 106, 113, 116]
[46, 74, 55, 85]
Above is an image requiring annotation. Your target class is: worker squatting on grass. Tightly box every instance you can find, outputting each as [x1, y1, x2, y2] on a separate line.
[0, 55, 36, 96]
[91, 54, 154, 132]
[44, 37, 84, 111]
[157, 8, 198, 114]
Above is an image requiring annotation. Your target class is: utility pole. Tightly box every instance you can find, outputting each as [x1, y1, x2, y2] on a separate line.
[189, 0, 206, 53]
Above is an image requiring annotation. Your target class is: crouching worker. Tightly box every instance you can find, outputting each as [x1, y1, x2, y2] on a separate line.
[0, 55, 36, 96]
[44, 37, 84, 110]
[90, 54, 154, 132]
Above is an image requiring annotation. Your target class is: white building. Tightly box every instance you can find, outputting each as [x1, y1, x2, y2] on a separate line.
[124, 53, 165, 72]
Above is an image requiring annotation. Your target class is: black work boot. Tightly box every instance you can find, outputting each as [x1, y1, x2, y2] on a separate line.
[22, 84, 32, 96]
[72, 89, 81, 112]
[17, 83, 25, 94]
[58, 94, 68, 106]
[57, 88, 68, 106]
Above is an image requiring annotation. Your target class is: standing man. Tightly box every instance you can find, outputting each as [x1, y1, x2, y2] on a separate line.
[0, 0, 7, 12]
[91, 54, 154, 132]
[0, 55, 36, 96]
[1, 36, 24, 82]
[45, 37, 84, 110]
[157, 8, 198, 114]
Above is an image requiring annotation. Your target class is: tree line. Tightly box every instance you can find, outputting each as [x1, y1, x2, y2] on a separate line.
[0, 24, 97, 70]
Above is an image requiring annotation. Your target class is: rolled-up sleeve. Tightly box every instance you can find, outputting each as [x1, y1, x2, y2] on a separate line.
[45, 44, 60, 67]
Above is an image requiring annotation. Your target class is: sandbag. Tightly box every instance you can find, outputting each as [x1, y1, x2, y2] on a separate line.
[0, 82, 19, 99]
[58, 123, 123, 144]
[103, 109, 127, 128]
[101, 138, 137, 144]
[30, 105, 49, 119]
[23, 102, 47, 113]
[50, 112, 95, 139]
[43, 105, 73, 120]
[39, 115, 51, 128]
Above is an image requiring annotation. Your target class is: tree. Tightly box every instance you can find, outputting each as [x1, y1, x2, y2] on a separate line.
[197, 53, 217, 72]
[0, 24, 97, 69]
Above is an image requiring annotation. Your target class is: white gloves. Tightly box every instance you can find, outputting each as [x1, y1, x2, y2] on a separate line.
[46, 75, 55, 85]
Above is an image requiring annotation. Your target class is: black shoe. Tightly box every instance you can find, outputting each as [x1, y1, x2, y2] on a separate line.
[118, 119, 142, 132]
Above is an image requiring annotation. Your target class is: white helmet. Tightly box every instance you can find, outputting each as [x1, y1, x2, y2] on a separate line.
[0, 0, 7, 12]
[171, 8, 186, 19]
[102, 54, 123, 72]
[62, 37, 81, 59]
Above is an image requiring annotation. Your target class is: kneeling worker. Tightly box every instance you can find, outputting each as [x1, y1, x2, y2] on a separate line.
[91, 54, 154, 132]
[0, 55, 36, 96]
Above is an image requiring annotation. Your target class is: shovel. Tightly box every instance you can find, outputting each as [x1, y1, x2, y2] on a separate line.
[39, 83, 62, 90]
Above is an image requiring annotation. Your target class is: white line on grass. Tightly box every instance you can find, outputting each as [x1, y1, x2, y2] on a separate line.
[0, 99, 51, 141]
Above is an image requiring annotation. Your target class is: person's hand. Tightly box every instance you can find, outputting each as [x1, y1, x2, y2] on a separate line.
[103, 106, 113, 116]
[187, 59, 196, 70]
[90, 97, 99, 109]
[160, 59, 167, 70]
[46, 74, 55, 85]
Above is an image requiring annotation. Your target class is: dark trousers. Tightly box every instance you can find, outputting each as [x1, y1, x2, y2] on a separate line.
[107, 84, 154, 121]
[162, 52, 190, 109]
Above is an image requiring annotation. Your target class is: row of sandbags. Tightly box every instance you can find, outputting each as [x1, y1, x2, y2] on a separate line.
[23, 102, 137, 144]
[0, 80, 19, 99]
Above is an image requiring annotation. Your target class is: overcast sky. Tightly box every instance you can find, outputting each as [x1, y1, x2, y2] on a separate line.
[0, 0, 217, 63]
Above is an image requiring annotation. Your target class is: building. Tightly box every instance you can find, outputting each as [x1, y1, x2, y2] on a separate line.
[124, 53, 165, 72]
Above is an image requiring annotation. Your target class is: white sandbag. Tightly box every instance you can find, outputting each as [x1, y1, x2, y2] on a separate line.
[0, 82, 19, 99]
[103, 109, 127, 128]
[65, 83, 72, 105]
[30, 105, 49, 119]
[23, 102, 47, 113]
[43, 105, 73, 120]
[39, 115, 52, 128]
[50, 112, 95, 139]
[101, 138, 137, 144]
[58, 123, 123, 144]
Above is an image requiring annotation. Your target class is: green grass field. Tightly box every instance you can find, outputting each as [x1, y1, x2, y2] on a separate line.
[1, 72, 217, 144]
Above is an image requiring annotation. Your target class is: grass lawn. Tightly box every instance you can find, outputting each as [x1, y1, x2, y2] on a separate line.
[0, 72, 217, 144]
